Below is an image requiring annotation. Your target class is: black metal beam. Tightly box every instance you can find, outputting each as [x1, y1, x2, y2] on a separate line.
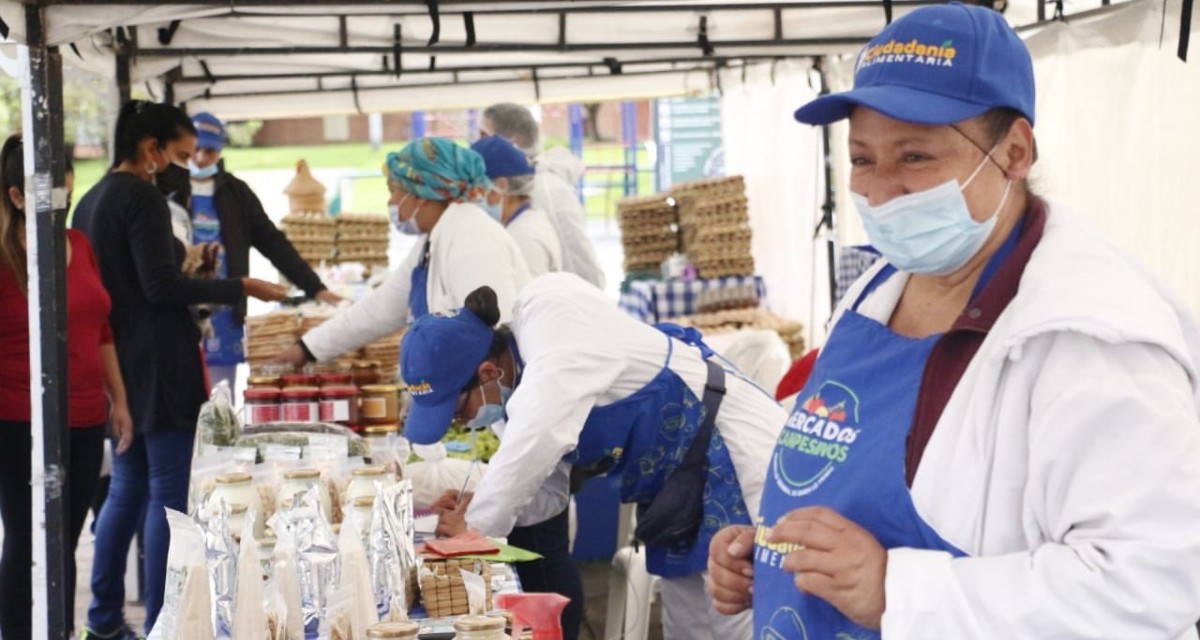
[136, 35, 868, 57]
[171, 53, 816, 84]
[186, 61, 740, 102]
[21, 4, 70, 639]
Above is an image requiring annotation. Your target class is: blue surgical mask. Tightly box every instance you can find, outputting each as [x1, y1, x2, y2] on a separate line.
[189, 161, 219, 179]
[851, 149, 1011, 276]
[389, 196, 422, 236]
[466, 379, 512, 430]
[480, 192, 504, 223]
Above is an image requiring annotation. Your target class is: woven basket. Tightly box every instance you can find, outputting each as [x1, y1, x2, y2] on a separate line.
[418, 558, 493, 618]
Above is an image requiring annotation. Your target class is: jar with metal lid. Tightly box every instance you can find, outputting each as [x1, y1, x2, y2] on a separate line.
[247, 375, 282, 389]
[346, 466, 391, 503]
[454, 615, 509, 640]
[363, 423, 402, 471]
[319, 372, 354, 387]
[244, 388, 281, 425]
[255, 362, 294, 377]
[360, 385, 399, 425]
[209, 473, 266, 538]
[365, 621, 420, 639]
[351, 360, 382, 387]
[280, 468, 333, 521]
[282, 372, 319, 388]
[227, 503, 250, 540]
[280, 386, 320, 422]
[350, 495, 375, 534]
[319, 385, 361, 429]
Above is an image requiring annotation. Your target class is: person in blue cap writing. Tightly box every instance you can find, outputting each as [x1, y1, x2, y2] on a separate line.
[274, 137, 531, 367]
[471, 136, 564, 277]
[708, 4, 1200, 639]
[401, 273, 787, 640]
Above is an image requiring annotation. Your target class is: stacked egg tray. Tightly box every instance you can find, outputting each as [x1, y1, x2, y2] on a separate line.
[244, 311, 301, 369]
[672, 176, 756, 279]
[616, 194, 679, 274]
[246, 308, 401, 372]
[282, 212, 337, 266]
[418, 558, 493, 618]
[362, 331, 405, 382]
[335, 213, 391, 267]
[672, 307, 807, 360]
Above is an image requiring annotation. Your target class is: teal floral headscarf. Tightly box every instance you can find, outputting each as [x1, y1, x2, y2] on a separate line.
[384, 137, 491, 203]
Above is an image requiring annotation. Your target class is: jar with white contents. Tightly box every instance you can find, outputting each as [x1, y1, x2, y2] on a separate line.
[365, 620, 420, 639]
[279, 468, 333, 521]
[454, 615, 509, 640]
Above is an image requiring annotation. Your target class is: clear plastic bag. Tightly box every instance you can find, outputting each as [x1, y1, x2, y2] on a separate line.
[232, 509, 266, 640]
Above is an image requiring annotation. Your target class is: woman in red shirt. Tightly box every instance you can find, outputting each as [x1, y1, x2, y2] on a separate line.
[0, 134, 133, 640]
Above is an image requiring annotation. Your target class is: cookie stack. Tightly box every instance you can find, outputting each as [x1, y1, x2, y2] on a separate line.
[244, 311, 301, 369]
[418, 558, 493, 618]
[672, 176, 756, 278]
[334, 213, 390, 267]
[672, 307, 807, 360]
[281, 212, 337, 266]
[616, 194, 678, 274]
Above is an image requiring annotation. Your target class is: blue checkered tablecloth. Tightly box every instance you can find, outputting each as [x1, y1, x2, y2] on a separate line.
[836, 245, 882, 308]
[619, 276, 768, 324]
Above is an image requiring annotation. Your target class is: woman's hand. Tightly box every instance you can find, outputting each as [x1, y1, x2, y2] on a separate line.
[242, 277, 288, 302]
[110, 400, 134, 455]
[315, 289, 345, 305]
[768, 506, 888, 630]
[434, 491, 473, 538]
[708, 524, 756, 615]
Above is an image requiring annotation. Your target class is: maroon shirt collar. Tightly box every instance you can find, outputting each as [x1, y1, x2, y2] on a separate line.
[952, 197, 1047, 333]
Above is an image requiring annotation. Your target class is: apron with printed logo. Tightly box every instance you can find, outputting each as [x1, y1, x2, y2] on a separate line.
[564, 326, 750, 579]
[753, 266, 965, 640]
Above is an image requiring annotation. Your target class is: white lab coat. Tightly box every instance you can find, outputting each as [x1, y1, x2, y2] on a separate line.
[506, 206, 563, 278]
[302, 202, 532, 361]
[833, 205, 1200, 639]
[531, 167, 606, 289]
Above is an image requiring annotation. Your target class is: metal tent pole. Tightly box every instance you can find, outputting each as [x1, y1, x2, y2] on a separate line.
[21, 3, 71, 638]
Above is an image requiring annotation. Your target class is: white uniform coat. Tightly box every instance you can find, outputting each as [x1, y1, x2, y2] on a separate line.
[531, 168, 606, 289]
[467, 272, 787, 536]
[303, 202, 532, 361]
[506, 206, 563, 278]
[832, 206, 1200, 639]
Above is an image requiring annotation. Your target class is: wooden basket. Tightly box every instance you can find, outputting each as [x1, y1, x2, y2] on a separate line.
[418, 558, 493, 618]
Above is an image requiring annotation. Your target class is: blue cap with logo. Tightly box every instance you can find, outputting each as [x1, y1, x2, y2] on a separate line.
[191, 112, 228, 151]
[471, 136, 536, 180]
[400, 308, 495, 444]
[795, 3, 1035, 126]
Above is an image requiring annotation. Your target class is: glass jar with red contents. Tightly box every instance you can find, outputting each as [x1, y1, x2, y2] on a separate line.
[244, 388, 281, 425]
[280, 386, 320, 422]
[319, 385, 361, 430]
[319, 372, 354, 387]
[282, 372, 319, 388]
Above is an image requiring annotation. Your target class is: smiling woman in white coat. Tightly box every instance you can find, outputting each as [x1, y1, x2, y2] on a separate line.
[708, 5, 1200, 640]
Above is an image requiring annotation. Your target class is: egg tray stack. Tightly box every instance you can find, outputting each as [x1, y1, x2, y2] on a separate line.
[361, 330, 405, 382]
[335, 213, 390, 267]
[672, 307, 807, 360]
[616, 194, 679, 274]
[672, 176, 756, 279]
[245, 311, 301, 369]
[299, 309, 362, 370]
[282, 212, 337, 267]
[418, 558, 493, 618]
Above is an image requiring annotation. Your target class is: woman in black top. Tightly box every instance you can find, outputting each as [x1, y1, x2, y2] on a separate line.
[72, 100, 285, 640]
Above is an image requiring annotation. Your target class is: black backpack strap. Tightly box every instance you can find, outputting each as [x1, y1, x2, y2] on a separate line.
[681, 359, 726, 468]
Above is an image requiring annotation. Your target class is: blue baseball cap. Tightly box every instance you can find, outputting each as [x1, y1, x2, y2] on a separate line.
[191, 112, 227, 151]
[795, 3, 1035, 127]
[400, 308, 495, 444]
[471, 136, 535, 180]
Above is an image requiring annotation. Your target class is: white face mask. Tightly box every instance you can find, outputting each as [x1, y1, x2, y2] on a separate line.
[851, 147, 1011, 276]
[389, 195, 422, 236]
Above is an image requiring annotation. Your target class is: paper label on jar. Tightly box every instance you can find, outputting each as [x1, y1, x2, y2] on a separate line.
[361, 397, 388, 419]
[281, 401, 317, 422]
[319, 399, 350, 422]
[247, 403, 281, 425]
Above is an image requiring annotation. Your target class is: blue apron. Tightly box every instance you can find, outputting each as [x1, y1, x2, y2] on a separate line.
[191, 190, 244, 366]
[752, 219, 1024, 639]
[564, 325, 750, 579]
[752, 266, 962, 639]
[408, 239, 431, 321]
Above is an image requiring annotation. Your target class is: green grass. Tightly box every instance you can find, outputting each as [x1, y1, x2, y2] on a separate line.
[70, 141, 656, 221]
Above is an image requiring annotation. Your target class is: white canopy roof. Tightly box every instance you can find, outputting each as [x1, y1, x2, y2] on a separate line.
[0, 0, 1126, 118]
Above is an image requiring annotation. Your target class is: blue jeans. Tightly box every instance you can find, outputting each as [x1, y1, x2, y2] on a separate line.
[87, 430, 193, 635]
